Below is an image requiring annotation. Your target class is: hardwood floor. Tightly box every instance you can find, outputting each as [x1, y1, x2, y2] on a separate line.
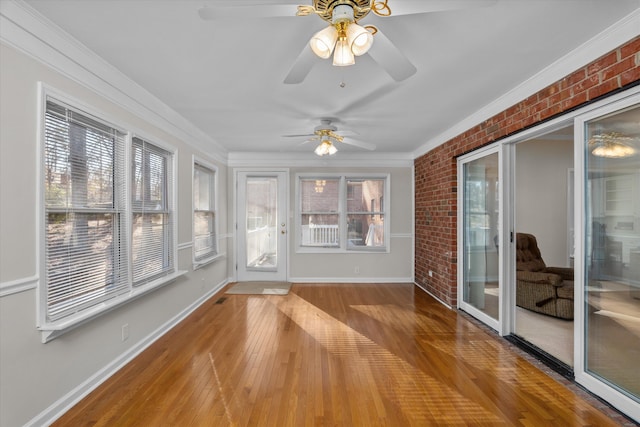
[52, 283, 630, 426]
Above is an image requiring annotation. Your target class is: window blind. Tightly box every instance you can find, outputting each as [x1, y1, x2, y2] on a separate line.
[131, 137, 174, 286]
[193, 163, 217, 261]
[44, 99, 128, 322]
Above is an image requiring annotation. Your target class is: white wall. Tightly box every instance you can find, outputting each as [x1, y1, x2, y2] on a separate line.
[0, 42, 230, 427]
[516, 138, 574, 267]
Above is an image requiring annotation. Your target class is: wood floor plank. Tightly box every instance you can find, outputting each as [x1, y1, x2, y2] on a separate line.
[51, 283, 631, 426]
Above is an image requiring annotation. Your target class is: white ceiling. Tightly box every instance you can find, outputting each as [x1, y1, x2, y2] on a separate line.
[23, 0, 640, 158]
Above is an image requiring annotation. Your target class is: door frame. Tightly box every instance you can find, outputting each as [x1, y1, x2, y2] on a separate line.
[234, 169, 289, 282]
[457, 144, 503, 332]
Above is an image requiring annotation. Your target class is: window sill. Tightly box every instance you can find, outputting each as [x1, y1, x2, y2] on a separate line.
[193, 253, 226, 270]
[39, 270, 187, 343]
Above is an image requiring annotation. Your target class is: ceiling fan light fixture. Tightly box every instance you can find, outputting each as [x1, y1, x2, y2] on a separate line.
[347, 23, 373, 56]
[309, 25, 338, 59]
[314, 139, 338, 156]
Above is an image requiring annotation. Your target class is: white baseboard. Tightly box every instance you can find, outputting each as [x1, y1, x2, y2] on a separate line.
[27, 279, 229, 427]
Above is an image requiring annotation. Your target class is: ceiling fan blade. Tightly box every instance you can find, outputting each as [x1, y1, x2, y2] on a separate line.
[342, 137, 376, 151]
[382, 0, 497, 17]
[198, 4, 298, 20]
[283, 133, 315, 138]
[283, 45, 316, 84]
[336, 130, 358, 137]
[367, 29, 416, 82]
[300, 138, 319, 145]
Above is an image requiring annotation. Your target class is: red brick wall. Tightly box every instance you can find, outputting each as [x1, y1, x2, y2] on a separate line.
[414, 36, 640, 306]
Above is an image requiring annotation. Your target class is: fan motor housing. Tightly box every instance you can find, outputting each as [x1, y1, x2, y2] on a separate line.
[314, 0, 372, 22]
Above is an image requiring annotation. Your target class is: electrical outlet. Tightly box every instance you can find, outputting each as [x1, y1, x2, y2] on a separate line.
[429, 270, 433, 277]
[354, 266, 360, 274]
[121, 324, 129, 341]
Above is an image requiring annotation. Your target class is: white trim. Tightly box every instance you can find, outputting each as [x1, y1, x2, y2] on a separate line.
[228, 151, 414, 168]
[0, 0, 227, 163]
[193, 253, 226, 271]
[412, 9, 640, 159]
[500, 142, 515, 337]
[0, 274, 38, 297]
[25, 278, 229, 427]
[390, 233, 413, 238]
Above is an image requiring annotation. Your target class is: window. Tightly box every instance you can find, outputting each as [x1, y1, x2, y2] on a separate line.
[193, 161, 218, 264]
[347, 179, 386, 248]
[41, 94, 180, 337]
[43, 98, 128, 322]
[298, 175, 388, 251]
[300, 178, 340, 247]
[131, 137, 175, 286]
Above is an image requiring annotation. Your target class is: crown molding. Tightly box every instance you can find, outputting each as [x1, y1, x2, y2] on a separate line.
[0, 0, 228, 164]
[227, 151, 414, 168]
[412, 8, 640, 159]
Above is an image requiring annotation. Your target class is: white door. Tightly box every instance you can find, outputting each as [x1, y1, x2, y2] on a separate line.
[236, 171, 288, 282]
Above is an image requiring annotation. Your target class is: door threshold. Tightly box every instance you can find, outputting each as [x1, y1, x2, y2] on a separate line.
[505, 334, 574, 380]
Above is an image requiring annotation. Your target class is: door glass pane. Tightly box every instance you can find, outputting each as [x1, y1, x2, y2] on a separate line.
[245, 177, 278, 270]
[462, 153, 500, 320]
[584, 104, 640, 400]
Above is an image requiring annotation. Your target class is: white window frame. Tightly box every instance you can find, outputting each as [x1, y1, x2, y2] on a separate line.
[192, 156, 221, 269]
[37, 84, 185, 343]
[130, 134, 176, 286]
[295, 173, 390, 253]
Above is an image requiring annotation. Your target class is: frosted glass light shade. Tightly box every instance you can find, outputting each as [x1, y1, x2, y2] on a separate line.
[332, 38, 355, 66]
[347, 23, 373, 56]
[310, 26, 338, 59]
[314, 140, 338, 156]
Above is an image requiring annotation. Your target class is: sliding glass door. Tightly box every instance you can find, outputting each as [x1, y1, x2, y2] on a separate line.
[457, 89, 640, 421]
[576, 97, 640, 419]
[458, 146, 501, 330]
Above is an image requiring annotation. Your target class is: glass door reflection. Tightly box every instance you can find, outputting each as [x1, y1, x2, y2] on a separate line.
[584, 103, 640, 401]
[462, 151, 500, 322]
[245, 177, 278, 270]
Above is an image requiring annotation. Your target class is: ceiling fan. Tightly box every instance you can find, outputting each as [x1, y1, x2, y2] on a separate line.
[283, 118, 376, 155]
[198, 0, 496, 84]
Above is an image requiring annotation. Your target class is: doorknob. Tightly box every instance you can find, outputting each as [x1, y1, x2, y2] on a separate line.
[281, 223, 285, 227]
